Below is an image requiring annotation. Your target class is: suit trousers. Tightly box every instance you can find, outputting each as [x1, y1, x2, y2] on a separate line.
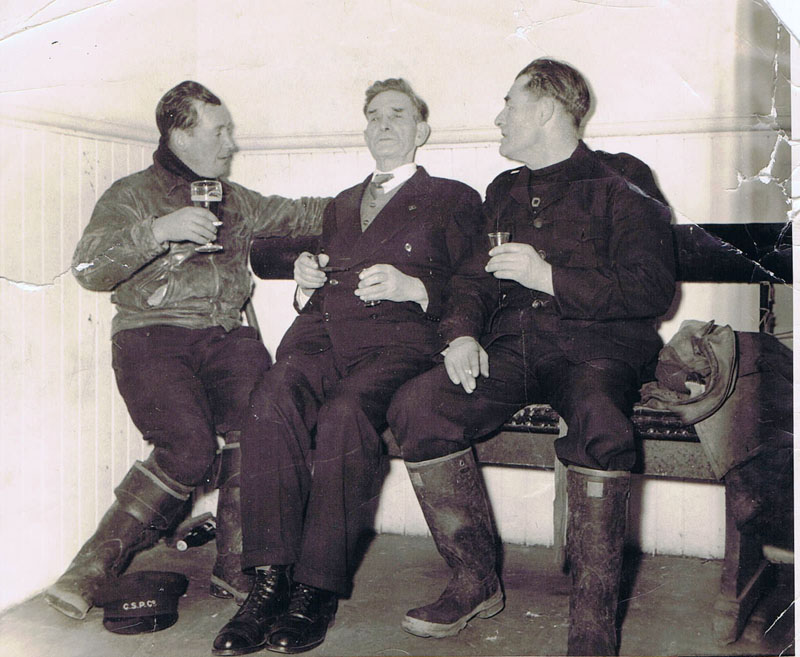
[111, 325, 271, 485]
[239, 345, 434, 595]
[387, 333, 641, 471]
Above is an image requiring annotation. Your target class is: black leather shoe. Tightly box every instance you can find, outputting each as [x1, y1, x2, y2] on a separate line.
[212, 566, 291, 656]
[266, 583, 337, 654]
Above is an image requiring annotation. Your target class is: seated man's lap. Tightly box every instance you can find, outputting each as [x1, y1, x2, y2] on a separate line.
[539, 357, 640, 470]
[388, 336, 533, 461]
[323, 347, 438, 429]
[389, 337, 641, 469]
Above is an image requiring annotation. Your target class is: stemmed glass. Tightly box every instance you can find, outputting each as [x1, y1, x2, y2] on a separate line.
[191, 180, 223, 252]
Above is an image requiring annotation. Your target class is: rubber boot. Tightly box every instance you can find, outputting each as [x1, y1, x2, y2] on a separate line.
[44, 454, 192, 620]
[566, 465, 631, 656]
[210, 432, 254, 604]
[402, 448, 504, 638]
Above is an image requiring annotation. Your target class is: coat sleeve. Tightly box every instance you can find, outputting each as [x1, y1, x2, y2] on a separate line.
[551, 179, 676, 320]
[250, 192, 330, 239]
[71, 182, 168, 291]
[438, 181, 503, 342]
[418, 184, 484, 320]
[292, 198, 340, 314]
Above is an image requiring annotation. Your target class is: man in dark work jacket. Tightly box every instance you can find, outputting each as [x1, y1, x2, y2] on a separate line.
[212, 78, 482, 655]
[387, 59, 676, 656]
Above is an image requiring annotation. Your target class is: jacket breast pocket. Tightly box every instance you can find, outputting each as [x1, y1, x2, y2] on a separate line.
[559, 217, 608, 268]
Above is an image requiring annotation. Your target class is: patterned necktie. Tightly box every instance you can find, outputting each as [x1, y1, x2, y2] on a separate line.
[368, 173, 394, 200]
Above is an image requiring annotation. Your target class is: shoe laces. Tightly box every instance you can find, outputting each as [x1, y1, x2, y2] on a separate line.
[287, 584, 316, 616]
[237, 567, 284, 616]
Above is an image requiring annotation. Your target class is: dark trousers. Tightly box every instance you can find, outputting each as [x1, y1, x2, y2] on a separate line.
[387, 333, 640, 471]
[112, 325, 271, 486]
[239, 346, 433, 596]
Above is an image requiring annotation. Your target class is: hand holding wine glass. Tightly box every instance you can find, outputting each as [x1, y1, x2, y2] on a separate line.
[151, 206, 221, 246]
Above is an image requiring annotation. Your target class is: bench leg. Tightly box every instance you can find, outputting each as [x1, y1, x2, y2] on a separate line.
[712, 478, 771, 644]
[553, 418, 568, 568]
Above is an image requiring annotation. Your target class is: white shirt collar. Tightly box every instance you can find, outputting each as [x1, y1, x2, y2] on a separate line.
[372, 163, 417, 193]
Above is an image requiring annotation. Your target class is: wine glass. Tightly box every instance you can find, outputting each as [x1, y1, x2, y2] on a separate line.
[191, 180, 223, 253]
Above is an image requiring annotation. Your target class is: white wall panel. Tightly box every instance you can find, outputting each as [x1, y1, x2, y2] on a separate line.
[0, 123, 151, 610]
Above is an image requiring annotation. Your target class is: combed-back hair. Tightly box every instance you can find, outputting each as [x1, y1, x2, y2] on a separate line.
[363, 78, 429, 122]
[515, 58, 591, 129]
[156, 81, 222, 143]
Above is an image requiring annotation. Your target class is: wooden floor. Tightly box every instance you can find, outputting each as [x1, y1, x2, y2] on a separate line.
[0, 533, 794, 657]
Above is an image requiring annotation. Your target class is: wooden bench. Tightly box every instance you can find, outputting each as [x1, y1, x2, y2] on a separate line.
[249, 221, 792, 645]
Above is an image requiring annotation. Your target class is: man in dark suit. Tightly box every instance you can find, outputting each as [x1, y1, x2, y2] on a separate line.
[212, 78, 482, 655]
[386, 59, 676, 656]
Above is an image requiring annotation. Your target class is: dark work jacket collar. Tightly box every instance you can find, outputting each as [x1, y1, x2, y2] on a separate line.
[151, 141, 224, 198]
[335, 166, 430, 267]
[508, 140, 595, 214]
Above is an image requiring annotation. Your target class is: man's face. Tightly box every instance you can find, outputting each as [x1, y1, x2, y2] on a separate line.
[363, 90, 428, 170]
[174, 101, 237, 178]
[494, 75, 544, 163]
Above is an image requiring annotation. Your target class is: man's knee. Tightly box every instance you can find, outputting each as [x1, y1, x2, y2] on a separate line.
[318, 392, 361, 423]
[149, 427, 219, 486]
[387, 373, 467, 463]
[557, 394, 636, 471]
[386, 378, 428, 444]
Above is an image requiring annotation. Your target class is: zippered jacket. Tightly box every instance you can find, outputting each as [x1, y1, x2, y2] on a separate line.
[72, 154, 327, 335]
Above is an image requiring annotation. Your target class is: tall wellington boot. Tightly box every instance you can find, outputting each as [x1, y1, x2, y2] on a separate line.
[566, 465, 631, 656]
[44, 454, 193, 620]
[402, 448, 504, 638]
[210, 432, 254, 604]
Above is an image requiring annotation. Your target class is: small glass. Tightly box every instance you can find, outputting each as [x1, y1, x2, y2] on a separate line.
[487, 231, 511, 249]
[191, 180, 223, 252]
[359, 268, 381, 307]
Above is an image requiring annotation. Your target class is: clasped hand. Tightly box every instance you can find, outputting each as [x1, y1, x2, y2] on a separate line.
[486, 242, 554, 295]
[443, 336, 489, 394]
[152, 207, 220, 245]
[293, 256, 428, 309]
[356, 264, 427, 308]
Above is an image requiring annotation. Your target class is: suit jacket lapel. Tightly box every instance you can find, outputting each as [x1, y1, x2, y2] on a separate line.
[335, 175, 370, 247]
[348, 168, 429, 267]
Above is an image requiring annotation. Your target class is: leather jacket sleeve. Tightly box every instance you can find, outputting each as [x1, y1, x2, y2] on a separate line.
[71, 180, 168, 291]
[250, 193, 330, 239]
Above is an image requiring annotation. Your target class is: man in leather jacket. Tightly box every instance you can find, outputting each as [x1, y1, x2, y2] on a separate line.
[386, 59, 676, 656]
[45, 81, 328, 622]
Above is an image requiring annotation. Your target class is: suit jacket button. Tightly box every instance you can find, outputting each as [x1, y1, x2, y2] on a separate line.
[533, 218, 543, 229]
[323, 312, 331, 321]
[537, 249, 547, 259]
[531, 300, 542, 309]
[370, 313, 379, 320]
[328, 278, 339, 286]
